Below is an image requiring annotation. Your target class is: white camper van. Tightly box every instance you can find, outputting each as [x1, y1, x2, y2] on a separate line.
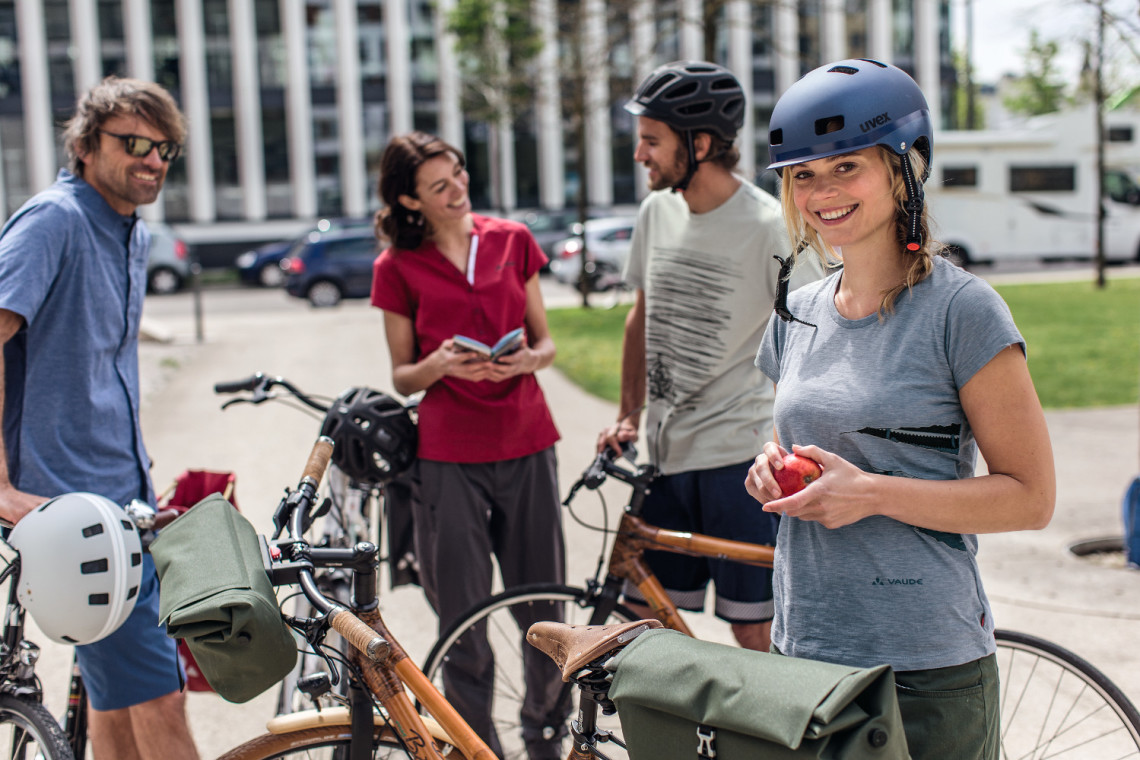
[927, 106, 1140, 265]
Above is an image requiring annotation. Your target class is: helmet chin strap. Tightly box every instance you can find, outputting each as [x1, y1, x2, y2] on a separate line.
[671, 131, 699, 193]
[900, 153, 924, 252]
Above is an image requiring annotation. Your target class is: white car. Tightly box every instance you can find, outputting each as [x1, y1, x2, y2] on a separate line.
[548, 215, 636, 286]
[146, 223, 191, 295]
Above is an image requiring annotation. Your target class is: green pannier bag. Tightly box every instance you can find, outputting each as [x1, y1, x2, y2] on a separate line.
[607, 629, 909, 759]
[150, 494, 297, 703]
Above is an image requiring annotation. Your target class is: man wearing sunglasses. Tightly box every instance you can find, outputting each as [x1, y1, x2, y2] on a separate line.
[0, 77, 199, 760]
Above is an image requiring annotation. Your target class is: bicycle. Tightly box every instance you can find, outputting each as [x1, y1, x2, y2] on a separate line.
[213, 372, 419, 715]
[424, 445, 1140, 760]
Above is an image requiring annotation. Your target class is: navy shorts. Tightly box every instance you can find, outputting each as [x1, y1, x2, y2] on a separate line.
[76, 554, 182, 711]
[623, 460, 777, 624]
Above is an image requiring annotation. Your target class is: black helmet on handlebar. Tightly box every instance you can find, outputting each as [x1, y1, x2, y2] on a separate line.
[320, 387, 417, 485]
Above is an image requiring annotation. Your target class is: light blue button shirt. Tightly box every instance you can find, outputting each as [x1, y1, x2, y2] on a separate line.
[0, 170, 155, 507]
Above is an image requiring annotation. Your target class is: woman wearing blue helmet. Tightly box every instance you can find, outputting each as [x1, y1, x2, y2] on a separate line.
[745, 59, 1056, 759]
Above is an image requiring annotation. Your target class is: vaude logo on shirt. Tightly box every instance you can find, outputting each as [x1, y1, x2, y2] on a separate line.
[872, 577, 924, 586]
[860, 112, 891, 132]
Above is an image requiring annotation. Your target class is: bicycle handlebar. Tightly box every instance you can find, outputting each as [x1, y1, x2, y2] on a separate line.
[213, 372, 330, 413]
[563, 441, 652, 506]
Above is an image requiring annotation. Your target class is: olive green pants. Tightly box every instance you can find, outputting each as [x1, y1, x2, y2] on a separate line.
[894, 653, 1000, 760]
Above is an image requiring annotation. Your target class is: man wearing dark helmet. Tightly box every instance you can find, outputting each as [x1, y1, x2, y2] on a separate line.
[598, 61, 823, 652]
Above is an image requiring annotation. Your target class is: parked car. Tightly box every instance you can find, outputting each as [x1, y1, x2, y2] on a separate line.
[147, 223, 191, 295]
[282, 227, 381, 307]
[547, 215, 637, 286]
[236, 217, 374, 287]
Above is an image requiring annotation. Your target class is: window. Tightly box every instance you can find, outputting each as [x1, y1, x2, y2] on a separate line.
[942, 166, 977, 188]
[1107, 126, 1134, 143]
[1009, 166, 1075, 193]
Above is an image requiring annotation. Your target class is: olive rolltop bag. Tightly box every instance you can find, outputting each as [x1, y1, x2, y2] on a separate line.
[607, 629, 909, 760]
[150, 494, 297, 703]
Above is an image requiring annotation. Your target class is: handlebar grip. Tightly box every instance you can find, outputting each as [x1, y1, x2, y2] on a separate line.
[214, 374, 263, 394]
[329, 608, 391, 661]
[302, 437, 335, 485]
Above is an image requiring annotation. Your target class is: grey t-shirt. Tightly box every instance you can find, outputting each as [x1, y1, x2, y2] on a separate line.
[625, 181, 822, 475]
[756, 255, 1024, 671]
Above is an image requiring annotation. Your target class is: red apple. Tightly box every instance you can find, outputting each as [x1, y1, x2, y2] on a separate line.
[773, 453, 822, 497]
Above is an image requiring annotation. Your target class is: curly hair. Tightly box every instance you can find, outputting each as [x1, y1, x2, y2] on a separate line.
[62, 77, 187, 178]
[780, 146, 936, 316]
[375, 132, 466, 250]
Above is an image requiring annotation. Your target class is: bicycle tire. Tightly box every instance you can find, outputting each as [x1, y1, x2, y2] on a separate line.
[217, 724, 463, 759]
[0, 693, 76, 760]
[994, 628, 1140, 759]
[423, 583, 637, 760]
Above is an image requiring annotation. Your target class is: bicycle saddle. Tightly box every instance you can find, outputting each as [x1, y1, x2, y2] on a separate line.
[526, 619, 663, 681]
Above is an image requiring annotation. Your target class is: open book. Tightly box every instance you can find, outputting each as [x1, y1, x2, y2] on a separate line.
[453, 327, 525, 361]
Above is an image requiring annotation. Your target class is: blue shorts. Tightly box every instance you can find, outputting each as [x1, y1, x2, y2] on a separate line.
[622, 460, 777, 624]
[76, 554, 183, 711]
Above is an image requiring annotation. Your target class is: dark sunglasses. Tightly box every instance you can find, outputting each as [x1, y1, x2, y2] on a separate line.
[99, 130, 182, 162]
[773, 246, 817, 328]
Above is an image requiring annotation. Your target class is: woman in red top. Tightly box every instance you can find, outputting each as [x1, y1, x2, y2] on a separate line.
[371, 131, 564, 760]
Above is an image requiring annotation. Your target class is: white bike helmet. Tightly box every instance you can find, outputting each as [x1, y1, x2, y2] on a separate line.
[8, 492, 143, 645]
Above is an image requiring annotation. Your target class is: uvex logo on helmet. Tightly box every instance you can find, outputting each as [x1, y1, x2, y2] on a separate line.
[861, 112, 891, 133]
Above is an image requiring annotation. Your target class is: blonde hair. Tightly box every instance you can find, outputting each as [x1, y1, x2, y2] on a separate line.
[780, 146, 936, 316]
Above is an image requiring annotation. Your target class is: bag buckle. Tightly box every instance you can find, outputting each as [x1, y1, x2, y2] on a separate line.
[696, 724, 717, 758]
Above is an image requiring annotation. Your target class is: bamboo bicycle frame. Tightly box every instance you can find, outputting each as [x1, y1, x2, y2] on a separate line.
[607, 513, 775, 637]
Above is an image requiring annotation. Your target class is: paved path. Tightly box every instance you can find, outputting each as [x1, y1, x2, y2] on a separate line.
[27, 277, 1140, 757]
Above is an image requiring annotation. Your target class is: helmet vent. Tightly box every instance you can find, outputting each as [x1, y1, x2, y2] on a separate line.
[131, 552, 141, 566]
[82, 523, 105, 538]
[710, 77, 738, 92]
[857, 58, 889, 68]
[89, 593, 110, 606]
[678, 102, 713, 116]
[815, 116, 845, 136]
[770, 128, 784, 146]
[121, 519, 134, 532]
[128, 585, 139, 600]
[641, 75, 676, 100]
[81, 559, 109, 574]
[665, 81, 699, 100]
[827, 65, 859, 76]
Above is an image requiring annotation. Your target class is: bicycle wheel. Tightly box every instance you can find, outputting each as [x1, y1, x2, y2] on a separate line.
[995, 629, 1140, 759]
[217, 724, 463, 759]
[0, 693, 75, 760]
[423, 583, 637, 760]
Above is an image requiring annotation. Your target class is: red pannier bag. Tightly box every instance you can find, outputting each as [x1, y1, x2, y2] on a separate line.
[157, 470, 239, 693]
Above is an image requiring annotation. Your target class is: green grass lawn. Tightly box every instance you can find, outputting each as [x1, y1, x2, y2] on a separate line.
[547, 277, 1140, 409]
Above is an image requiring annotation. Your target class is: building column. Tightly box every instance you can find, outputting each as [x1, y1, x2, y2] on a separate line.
[385, 0, 413, 137]
[821, 0, 847, 63]
[866, 0, 892, 62]
[534, 0, 563, 210]
[334, 0, 367, 217]
[630, 0, 654, 200]
[280, 0, 316, 218]
[913, 0, 941, 129]
[583, 0, 612, 208]
[434, 0, 464, 150]
[680, 0, 702, 60]
[70, 0, 102, 93]
[123, 0, 155, 81]
[228, 0, 267, 220]
[773, 0, 799, 96]
[16, 0, 55, 194]
[175, 0, 215, 222]
[726, 0, 753, 178]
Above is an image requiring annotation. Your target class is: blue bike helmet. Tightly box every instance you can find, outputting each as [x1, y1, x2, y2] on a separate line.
[625, 61, 746, 191]
[767, 59, 933, 251]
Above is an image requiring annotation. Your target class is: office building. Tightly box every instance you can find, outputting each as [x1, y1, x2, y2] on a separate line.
[0, 0, 952, 229]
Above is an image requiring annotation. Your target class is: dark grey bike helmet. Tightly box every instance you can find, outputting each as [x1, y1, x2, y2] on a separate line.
[625, 60, 746, 191]
[768, 59, 933, 250]
[320, 387, 417, 485]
